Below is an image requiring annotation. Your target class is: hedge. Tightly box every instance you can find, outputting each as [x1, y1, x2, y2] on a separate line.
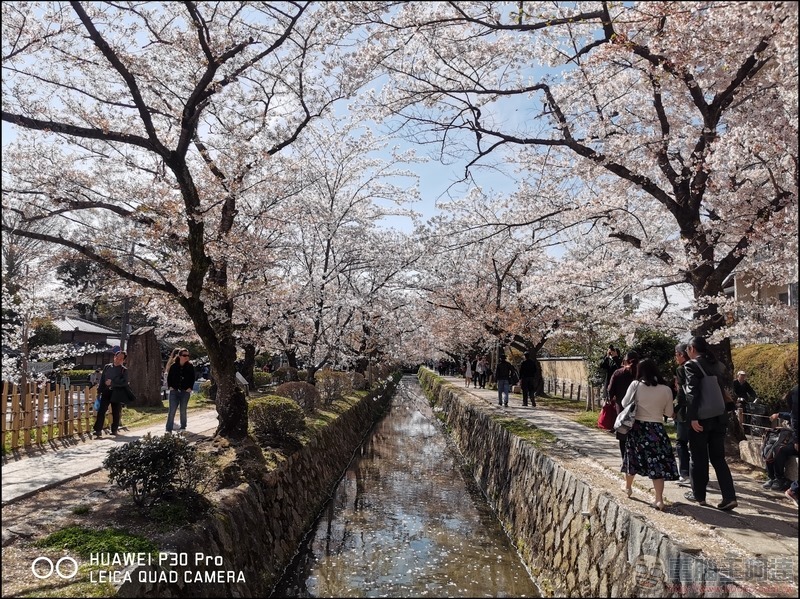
[732, 343, 798, 410]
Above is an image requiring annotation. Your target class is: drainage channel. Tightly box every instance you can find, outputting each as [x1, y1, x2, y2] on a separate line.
[271, 375, 540, 597]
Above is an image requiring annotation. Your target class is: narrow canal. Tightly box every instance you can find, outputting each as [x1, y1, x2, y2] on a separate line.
[271, 375, 540, 598]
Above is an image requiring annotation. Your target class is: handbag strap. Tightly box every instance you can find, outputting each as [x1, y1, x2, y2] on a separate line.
[628, 381, 641, 405]
[692, 359, 708, 377]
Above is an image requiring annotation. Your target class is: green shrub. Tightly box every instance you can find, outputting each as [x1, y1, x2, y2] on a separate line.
[272, 366, 299, 385]
[198, 380, 212, 397]
[274, 381, 319, 413]
[316, 368, 352, 404]
[103, 433, 216, 508]
[297, 370, 308, 382]
[253, 371, 271, 388]
[629, 328, 680, 382]
[732, 343, 798, 411]
[63, 369, 94, 381]
[255, 354, 272, 369]
[249, 395, 306, 445]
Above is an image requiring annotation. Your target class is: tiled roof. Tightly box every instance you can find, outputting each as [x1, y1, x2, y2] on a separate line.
[52, 317, 118, 335]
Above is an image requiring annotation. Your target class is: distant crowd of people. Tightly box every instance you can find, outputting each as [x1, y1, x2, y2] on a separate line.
[438, 351, 539, 408]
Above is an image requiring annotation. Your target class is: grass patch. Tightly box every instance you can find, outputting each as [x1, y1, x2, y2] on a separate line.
[70, 504, 92, 516]
[544, 397, 679, 442]
[490, 416, 557, 448]
[27, 526, 156, 598]
[34, 525, 157, 558]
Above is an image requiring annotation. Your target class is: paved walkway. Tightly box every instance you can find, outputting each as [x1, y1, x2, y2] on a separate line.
[1, 408, 219, 505]
[440, 376, 798, 568]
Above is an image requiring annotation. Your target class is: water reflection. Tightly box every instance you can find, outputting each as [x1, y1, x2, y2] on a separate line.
[271, 377, 540, 598]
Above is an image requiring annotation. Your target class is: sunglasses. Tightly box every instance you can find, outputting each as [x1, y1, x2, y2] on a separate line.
[180, 353, 189, 357]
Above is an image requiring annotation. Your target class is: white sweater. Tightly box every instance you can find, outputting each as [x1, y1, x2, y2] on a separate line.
[621, 381, 674, 423]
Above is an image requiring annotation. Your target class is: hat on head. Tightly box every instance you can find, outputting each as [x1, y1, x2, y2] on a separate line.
[112, 345, 121, 354]
[737, 371, 746, 376]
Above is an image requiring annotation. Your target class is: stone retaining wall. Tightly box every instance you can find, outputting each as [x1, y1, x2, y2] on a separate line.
[418, 371, 751, 598]
[117, 378, 398, 598]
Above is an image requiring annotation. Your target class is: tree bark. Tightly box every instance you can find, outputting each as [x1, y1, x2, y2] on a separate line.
[242, 343, 256, 388]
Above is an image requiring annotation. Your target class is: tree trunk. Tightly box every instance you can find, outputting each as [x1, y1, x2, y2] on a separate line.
[190, 315, 247, 440]
[286, 348, 298, 369]
[212, 357, 248, 440]
[242, 343, 256, 388]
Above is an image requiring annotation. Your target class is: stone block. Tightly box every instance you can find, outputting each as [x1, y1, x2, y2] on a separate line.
[739, 439, 798, 480]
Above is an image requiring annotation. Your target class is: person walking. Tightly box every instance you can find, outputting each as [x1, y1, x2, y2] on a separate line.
[598, 346, 622, 403]
[480, 356, 491, 388]
[475, 356, 485, 389]
[683, 336, 738, 511]
[495, 354, 514, 407]
[464, 358, 473, 388]
[92, 350, 128, 438]
[673, 344, 692, 485]
[608, 351, 639, 461]
[89, 368, 101, 389]
[166, 348, 196, 434]
[162, 347, 180, 401]
[620, 358, 679, 510]
[519, 352, 538, 407]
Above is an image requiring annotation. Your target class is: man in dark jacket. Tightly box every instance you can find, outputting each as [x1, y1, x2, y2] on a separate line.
[495, 355, 514, 407]
[519, 352, 538, 407]
[732, 371, 757, 403]
[684, 337, 737, 511]
[673, 344, 691, 485]
[598, 346, 622, 403]
[93, 350, 128, 438]
[166, 348, 196, 433]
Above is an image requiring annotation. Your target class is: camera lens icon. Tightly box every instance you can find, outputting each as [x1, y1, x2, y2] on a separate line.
[31, 556, 79, 579]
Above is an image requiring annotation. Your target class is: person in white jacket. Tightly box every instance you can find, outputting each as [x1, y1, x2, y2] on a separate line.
[620, 358, 679, 511]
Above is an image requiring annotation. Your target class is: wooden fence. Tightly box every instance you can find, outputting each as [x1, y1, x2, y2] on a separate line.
[2, 382, 110, 452]
[539, 357, 603, 410]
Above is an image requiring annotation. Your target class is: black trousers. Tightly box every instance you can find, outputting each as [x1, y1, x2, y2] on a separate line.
[94, 397, 122, 434]
[689, 414, 736, 503]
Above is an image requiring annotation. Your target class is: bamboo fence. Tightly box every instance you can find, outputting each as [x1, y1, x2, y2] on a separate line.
[2, 382, 112, 452]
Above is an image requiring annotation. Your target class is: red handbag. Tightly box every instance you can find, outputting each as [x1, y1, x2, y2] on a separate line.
[597, 400, 617, 430]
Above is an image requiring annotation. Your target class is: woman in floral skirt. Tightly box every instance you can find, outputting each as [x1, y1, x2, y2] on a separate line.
[620, 358, 679, 510]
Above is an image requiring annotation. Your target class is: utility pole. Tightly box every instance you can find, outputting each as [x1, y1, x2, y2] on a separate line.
[120, 242, 134, 351]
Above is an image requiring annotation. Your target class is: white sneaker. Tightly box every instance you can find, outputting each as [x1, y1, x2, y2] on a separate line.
[678, 476, 691, 487]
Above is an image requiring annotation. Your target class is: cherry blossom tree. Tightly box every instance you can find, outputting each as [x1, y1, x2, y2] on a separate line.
[352, 1, 798, 370]
[2, 1, 377, 438]
[264, 118, 422, 380]
[413, 187, 565, 390]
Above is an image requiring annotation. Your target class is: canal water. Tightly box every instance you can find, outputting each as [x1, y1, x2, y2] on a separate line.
[271, 376, 540, 598]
